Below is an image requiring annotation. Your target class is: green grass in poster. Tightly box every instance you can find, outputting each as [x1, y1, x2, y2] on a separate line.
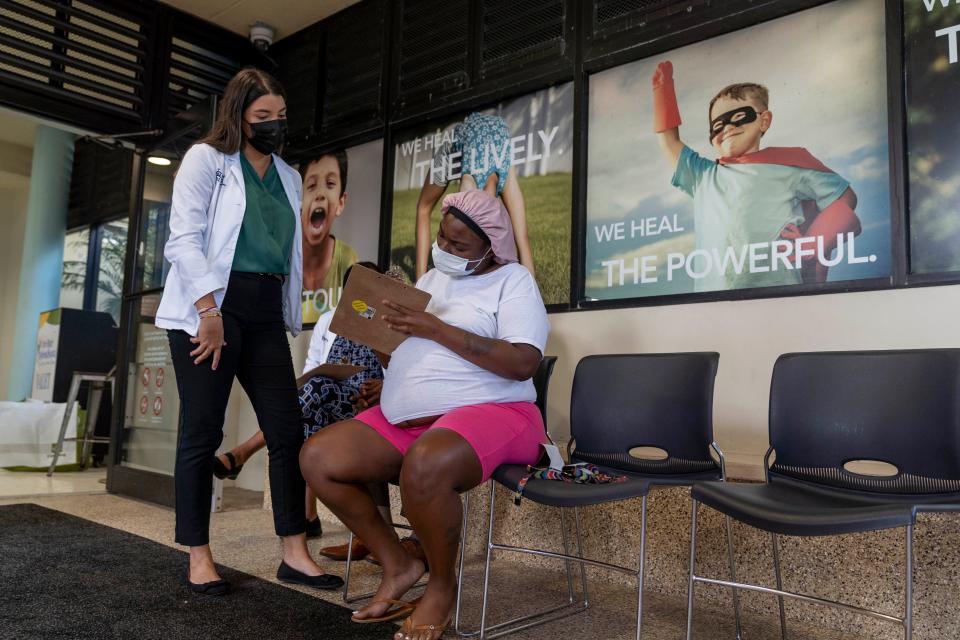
[390, 173, 572, 305]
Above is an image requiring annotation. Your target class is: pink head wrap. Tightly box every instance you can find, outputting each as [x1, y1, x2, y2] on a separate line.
[440, 190, 518, 264]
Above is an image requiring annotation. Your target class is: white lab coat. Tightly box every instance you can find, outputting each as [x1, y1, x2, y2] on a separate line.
[303, 309, 337, 373]
[155, 143, 303, 337]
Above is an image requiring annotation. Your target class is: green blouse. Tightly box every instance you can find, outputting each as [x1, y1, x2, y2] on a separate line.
[232, 153, 296, 275]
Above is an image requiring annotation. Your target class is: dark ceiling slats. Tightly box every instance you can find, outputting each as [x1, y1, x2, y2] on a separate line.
[2, 0, 734, 148]
[397, 0, 470, 106]
[480, 0, 565, 66]
[321, 0, 386, 138]
[0, 0, 260, 135]
[273, 0, 720, 152]
[595, 0, 677, 29]
[273, 23, 322, 142]
[36, 0, 146, 42]
[0, 0, 146, 122]
[3, 0, 143, 56]
[0, 14, 143, 73]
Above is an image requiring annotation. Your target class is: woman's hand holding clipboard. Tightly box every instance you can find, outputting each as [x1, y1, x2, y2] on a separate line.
[329, 265, 431, 354]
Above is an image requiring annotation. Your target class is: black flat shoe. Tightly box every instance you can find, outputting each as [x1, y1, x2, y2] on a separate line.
[213, 452, 243, 480]
[306, 517, 323, 539]
[276, 561, 344, 590]
[186, 572, 231, 596]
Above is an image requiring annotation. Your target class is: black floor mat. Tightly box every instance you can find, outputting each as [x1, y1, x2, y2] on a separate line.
[0, 503, 397, 640]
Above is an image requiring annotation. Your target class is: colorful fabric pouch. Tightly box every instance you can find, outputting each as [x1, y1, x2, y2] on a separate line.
[514, 461, 628, 506]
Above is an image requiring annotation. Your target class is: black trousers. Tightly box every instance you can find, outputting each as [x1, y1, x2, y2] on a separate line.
[168, 271, 306, 546]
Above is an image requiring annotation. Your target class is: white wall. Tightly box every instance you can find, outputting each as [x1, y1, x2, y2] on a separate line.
[334, 139, 383, 263]
[0, 186, 29, 399]
[543, 285, 960, 479]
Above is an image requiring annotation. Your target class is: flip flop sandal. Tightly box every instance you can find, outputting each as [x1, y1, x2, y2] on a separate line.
[352, 597, 422, 624]
[394, 614, 451, 640]
[213, 451, 243, 480]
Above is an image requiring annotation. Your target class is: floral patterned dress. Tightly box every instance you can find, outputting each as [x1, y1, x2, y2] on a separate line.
[431, 112, 512, 196]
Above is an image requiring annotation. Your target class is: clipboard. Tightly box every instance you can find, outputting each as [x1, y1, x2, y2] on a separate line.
[329, 265, 431, 354]
[296, 363, 365, 388]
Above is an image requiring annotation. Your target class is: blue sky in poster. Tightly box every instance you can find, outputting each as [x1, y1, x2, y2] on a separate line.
[585, 0, 891, 300]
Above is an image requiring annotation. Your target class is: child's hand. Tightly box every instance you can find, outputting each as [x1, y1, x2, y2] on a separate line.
[651, 60, 682, 133]
[779, 223, 802, 240]
[651, 61, 674, 88]
[352, 379, 383, 411]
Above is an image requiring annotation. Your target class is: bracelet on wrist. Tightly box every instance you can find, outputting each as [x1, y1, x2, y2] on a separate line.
[199, 309, 222, 319]
[197, 305, 218, 315]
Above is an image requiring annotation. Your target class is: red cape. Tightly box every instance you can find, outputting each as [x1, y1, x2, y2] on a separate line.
[718, 147, 834, 174]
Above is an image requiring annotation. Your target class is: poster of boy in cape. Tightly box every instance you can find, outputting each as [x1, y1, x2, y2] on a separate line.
[585, 0, 892, 300]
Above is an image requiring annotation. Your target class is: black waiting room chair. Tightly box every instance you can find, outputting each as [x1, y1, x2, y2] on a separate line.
[472, 353, 741, 640]
[685, 349, 960, 640]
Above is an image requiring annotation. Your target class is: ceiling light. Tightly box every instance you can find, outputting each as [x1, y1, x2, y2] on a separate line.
[147, 156, 171, 166]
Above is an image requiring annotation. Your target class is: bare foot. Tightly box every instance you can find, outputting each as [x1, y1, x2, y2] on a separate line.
[352, 553, 425, 621]
[393, 578, 456, 640]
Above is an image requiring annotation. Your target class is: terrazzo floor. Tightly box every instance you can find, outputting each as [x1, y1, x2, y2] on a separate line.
[0, 486, 878, 640]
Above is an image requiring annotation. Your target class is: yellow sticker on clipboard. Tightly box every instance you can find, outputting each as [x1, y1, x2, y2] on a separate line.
[352, 299, 376, 319]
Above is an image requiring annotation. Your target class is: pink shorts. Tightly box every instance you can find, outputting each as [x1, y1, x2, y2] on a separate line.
[353, 402, 546, 482]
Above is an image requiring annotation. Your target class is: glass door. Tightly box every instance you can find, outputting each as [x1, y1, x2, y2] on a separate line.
[106, 143, 182, 505]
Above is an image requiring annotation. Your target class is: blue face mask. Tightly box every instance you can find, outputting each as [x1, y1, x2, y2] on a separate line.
[432, 241, 491, 277]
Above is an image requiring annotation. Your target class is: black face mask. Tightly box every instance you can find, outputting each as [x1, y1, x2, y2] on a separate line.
[246, 118, 287, 155]
[709, 106, 760, 142]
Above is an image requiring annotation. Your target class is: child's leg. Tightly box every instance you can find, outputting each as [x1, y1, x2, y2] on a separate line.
[415, 178, 448, 279]
[501, 167, 535, 275]
[481, 172, 498, 197]
[459, 173, 478, 191]
[458, 171, 498, 197]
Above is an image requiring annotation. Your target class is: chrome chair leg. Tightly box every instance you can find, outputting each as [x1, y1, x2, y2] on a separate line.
[559, 508, 575, 602]
[771, 532, 787, 639]
[692, 505, 920, 640]
[573, 506, 590, 605]
[724, 515, 744, 640]
[341, 530, 355, 602]
[478, 482, 499, 640]
[685, 498, 699, 640]
[636, 494, 648, 640]
[905, 525, 913, 640]
[462, 485, 591, 639]
[455, 490, 472, 633]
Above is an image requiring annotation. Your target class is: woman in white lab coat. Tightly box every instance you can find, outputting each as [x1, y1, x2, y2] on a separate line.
[156, 67, 342, 595]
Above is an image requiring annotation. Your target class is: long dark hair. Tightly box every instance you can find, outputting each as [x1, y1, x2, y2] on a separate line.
[198, 67, 286, 154]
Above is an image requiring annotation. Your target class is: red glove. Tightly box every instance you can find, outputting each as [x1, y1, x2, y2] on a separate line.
[805, 198, 861, 249]
[652, 61, 682, 133]
[781, 198, 861, 283]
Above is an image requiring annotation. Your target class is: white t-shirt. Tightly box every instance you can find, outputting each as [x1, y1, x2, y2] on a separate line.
[380, 263, 550, 423]
[303, 309, 337, 374]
